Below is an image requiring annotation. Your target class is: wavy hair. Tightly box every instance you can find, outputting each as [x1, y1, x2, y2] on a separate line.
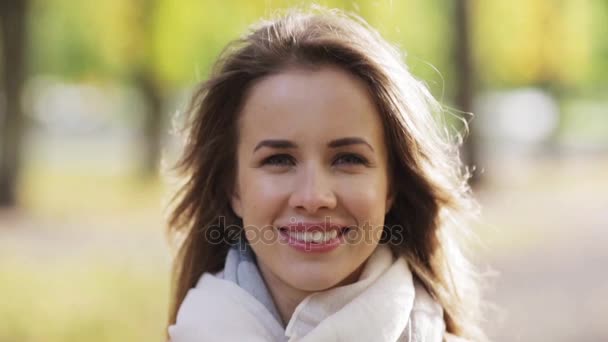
[166, 7, 485, 341]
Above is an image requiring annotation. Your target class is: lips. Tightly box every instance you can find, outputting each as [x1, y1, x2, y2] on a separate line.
[277, 221, 353, 246]
[278, 222, 347, 233]
[276, 221, 352, 252]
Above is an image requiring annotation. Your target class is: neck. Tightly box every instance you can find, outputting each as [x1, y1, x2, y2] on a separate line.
[257, 262, 364, 326]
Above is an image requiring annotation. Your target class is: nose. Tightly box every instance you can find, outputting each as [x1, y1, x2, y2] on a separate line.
[288, 163, 337, 214]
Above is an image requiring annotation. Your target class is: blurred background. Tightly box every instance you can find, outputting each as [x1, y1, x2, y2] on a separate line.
[0, 0, 606, 341]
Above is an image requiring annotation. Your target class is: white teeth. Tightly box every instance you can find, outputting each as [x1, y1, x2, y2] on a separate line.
[286, 230, 338, 243]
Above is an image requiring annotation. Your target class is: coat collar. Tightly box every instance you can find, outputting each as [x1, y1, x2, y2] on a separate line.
[169, 245, 446, 341]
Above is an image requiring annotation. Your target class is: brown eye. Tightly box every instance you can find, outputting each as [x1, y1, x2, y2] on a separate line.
[334, 153, 369, 166]
[262, 154, 296, 167]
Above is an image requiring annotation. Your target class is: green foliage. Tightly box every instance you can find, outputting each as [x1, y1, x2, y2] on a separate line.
[27, 0, 606, 93]
[28, 0, 125, 78]
[472, 0, 603, 89]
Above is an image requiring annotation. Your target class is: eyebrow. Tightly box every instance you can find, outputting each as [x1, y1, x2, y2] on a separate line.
[253, 137, 374, 152]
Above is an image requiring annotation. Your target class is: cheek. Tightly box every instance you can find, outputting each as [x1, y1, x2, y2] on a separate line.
[338, 180, 388, 247]
[239, 172, 289, 223]
[337, 175, 389, 222]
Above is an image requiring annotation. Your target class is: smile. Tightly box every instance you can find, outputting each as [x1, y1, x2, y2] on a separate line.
[278, 228, 348, 243]
[277, 223, 353, 253]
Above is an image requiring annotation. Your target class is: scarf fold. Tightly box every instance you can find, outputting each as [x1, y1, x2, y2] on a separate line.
[168, 244, 447, 341]
[222, 240, 283, 325]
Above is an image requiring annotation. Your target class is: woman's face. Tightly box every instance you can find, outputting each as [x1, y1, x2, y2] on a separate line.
[231, 65, 393, 292]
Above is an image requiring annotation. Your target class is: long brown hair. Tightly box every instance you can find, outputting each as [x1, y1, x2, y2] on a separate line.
[166, 7, 485, 341]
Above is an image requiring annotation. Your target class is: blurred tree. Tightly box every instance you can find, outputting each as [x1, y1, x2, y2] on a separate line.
[18, 0, 605, 182]
[452, 0, 480, 185]
[129, 0, 164, 178]
[28, 0, 167, 178]
[472, 0, 594, 90]
[0, 0, 29, 207]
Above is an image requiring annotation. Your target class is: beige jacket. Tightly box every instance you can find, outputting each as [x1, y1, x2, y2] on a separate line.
[169, 245, 460, 341]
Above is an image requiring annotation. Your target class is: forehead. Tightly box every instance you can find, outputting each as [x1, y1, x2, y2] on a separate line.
[238, 65, 385, 146]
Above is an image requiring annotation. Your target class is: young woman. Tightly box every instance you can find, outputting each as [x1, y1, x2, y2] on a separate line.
[165, 7, 485, 342]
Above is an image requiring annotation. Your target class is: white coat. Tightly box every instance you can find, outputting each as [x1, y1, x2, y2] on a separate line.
[169, 245, 461, 341]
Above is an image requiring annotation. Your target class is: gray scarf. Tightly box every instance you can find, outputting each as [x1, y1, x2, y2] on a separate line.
[222, 241, 284, 325]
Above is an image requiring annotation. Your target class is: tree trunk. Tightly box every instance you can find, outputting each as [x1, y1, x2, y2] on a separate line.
[132, 0, 163, 179]
[0, 0, 28, 207]
[453, 0, 480, 186]
[136, 71, 163, 178]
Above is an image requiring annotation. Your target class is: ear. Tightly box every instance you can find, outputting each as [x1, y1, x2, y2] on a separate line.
[230, 185, 243, 218]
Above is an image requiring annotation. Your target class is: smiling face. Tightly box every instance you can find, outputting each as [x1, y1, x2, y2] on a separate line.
[231, 65, 394, 294]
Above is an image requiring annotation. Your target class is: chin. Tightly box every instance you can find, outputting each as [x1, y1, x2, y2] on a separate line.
[280, 260, 356, 292]
[285, 272, 343, 292]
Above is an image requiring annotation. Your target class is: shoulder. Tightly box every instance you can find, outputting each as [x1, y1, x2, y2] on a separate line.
[410, 278, 445, 328]
[397, 278, 445, 342]
[409, 281, 474, 342]
[192, 269, 224, 288]
[444, 333, 472, 342]
[211, 269, 225, 280]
